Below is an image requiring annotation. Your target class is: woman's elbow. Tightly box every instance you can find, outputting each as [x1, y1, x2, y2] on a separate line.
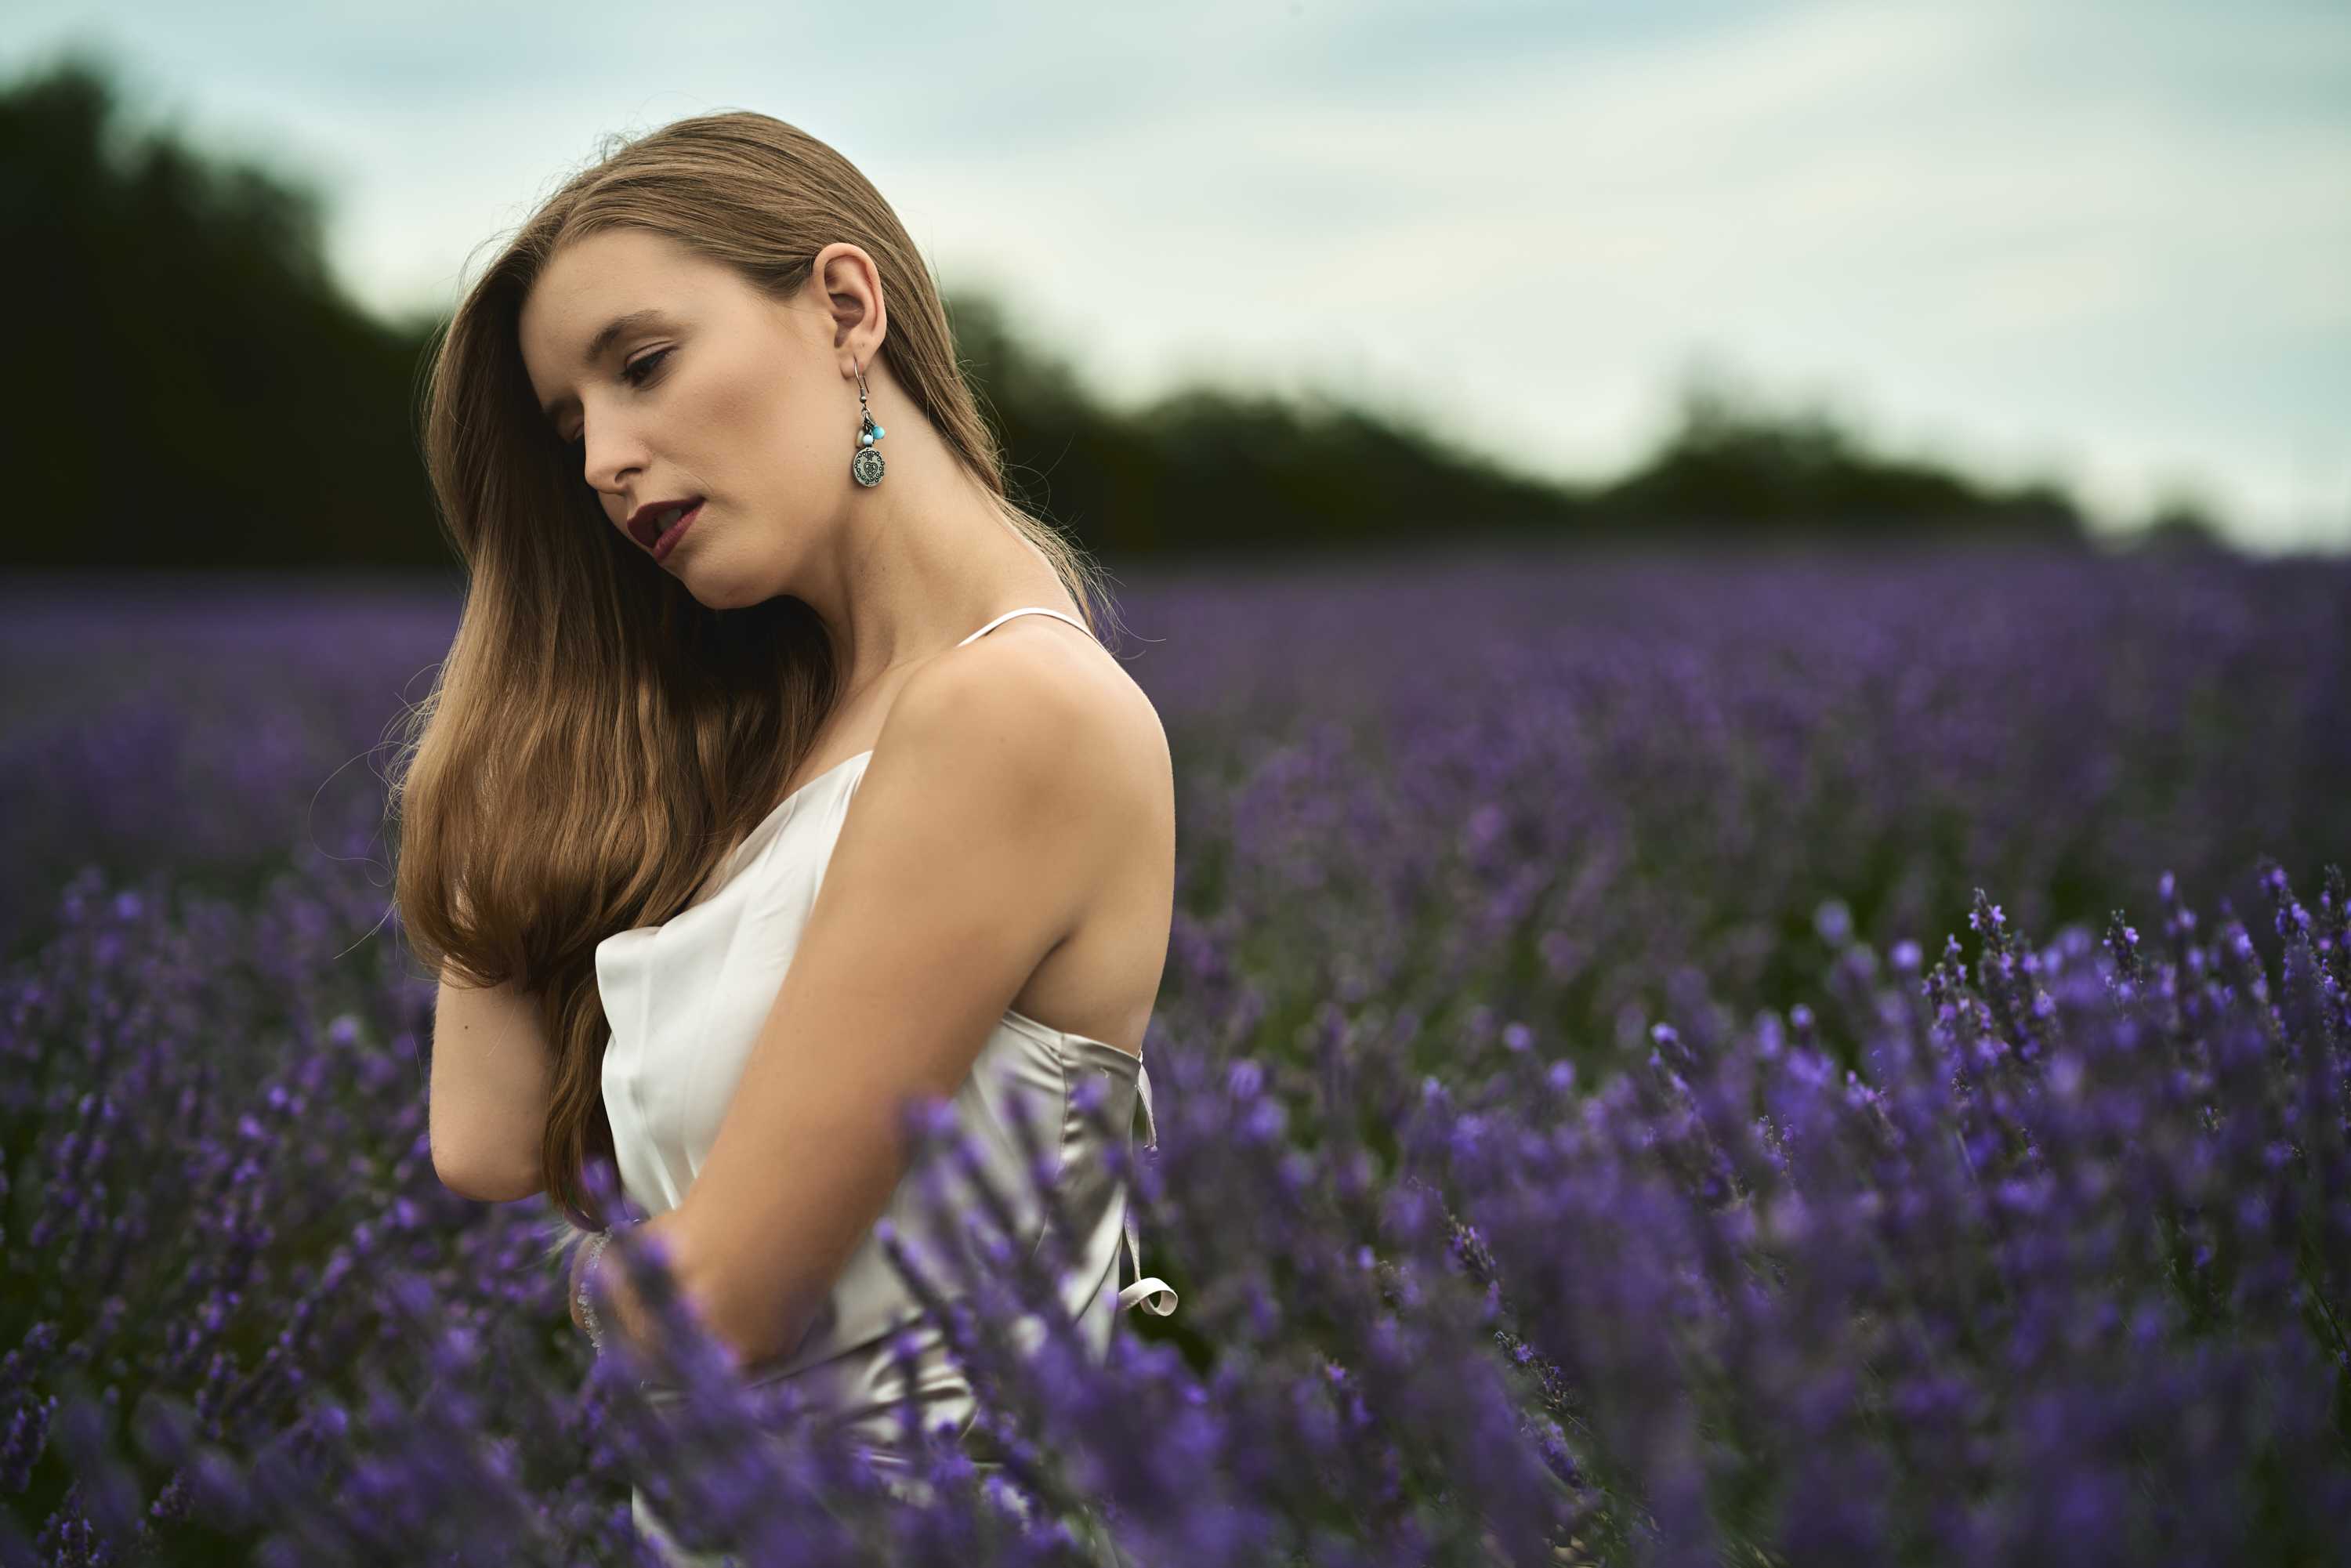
[432, 1143, 546, 1204]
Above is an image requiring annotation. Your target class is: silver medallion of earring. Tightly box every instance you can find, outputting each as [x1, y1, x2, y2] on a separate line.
[851, 368, 886, 487]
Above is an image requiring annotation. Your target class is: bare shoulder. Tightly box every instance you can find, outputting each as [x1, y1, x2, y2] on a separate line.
[839, 615, 1170, 977]
[881, 614, 1171, 826]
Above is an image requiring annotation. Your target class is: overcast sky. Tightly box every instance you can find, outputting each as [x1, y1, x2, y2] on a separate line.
[13, 0, 2348, 552]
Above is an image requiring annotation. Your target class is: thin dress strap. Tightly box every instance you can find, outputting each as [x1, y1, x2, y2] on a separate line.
[1117, 1061, 1177, 1316]
[954, 606, 1094, 647]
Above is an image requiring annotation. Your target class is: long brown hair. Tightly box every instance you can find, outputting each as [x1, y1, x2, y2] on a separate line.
[389, 109, 1114, 1230]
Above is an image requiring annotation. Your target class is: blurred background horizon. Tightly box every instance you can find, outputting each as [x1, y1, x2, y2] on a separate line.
[4, 0, 2346, 569]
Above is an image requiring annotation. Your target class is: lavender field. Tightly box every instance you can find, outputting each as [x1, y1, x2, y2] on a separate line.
[2, 542, 2347, 1566]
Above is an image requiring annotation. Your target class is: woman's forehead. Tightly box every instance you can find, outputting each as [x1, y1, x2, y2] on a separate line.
[523, 233, 704, 354]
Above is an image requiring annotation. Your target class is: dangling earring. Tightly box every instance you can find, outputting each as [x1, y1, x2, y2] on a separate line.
[850, 366, 886, 487]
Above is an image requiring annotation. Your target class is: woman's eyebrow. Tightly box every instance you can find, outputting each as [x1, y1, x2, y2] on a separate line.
[540, 309, 672, 422]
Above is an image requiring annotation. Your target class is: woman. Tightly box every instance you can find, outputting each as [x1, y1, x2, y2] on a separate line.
[398, 108, 1179, 1563]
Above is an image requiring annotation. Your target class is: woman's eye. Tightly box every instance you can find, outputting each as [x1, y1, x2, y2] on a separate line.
[563, 348, 672, 450]
[623, 347, 672, 388]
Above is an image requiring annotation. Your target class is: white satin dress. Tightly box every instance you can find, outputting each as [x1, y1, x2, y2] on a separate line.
[593, 607, 1176, 1563]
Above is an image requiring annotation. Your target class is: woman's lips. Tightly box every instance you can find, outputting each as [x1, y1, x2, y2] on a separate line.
[651, 501, 702, 562]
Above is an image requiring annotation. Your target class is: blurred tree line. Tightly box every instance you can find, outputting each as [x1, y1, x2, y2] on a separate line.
[3, 50, 2107, 574]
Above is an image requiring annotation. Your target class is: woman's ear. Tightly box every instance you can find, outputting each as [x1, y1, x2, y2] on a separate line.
[812, 242, 886, 372]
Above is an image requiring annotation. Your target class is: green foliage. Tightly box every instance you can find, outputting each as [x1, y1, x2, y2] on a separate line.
[1592, 365, 2085, 541]
[0, 45, 443, 570]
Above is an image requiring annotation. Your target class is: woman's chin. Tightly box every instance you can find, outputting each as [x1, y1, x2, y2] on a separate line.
[676, 562, 766, 612]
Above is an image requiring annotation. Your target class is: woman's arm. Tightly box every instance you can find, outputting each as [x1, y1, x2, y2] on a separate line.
[430, 964, 556, 1202]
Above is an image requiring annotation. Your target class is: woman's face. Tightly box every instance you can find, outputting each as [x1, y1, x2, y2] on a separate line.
[517, 226, 852, 607]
